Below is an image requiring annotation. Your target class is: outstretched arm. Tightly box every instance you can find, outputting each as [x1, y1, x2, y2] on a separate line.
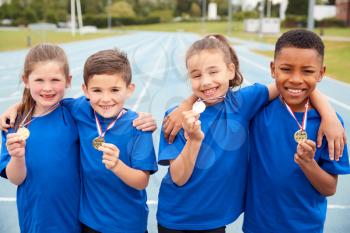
[310, 89, 346, 161]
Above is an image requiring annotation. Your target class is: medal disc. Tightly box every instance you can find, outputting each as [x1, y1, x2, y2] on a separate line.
[17, 127, 30, 141]
[294, 129, 307, 143]
[92, 137, 104, 149]
[192, 101, 206, 114]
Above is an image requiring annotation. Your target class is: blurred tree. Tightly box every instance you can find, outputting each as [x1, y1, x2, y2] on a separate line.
[190, 2, 201, 17]
[286, 0, 308, 16]
[106, 1, 136, 17]
[81, 0, 106, 14]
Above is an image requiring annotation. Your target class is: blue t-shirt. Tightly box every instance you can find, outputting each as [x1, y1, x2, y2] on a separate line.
[157, 84, 269, 230]
[243, 98, 350, 233]
[62, 97, 158, 233]
[0, 106, 81, 233]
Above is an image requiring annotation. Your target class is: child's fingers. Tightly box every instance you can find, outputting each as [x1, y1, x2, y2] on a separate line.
[98, 146, 116, 156]
[339, 137, 344, 160]
[100, 143, 119, 152]
[6, 134, 23, 145]
[9, 148, 25, 158]
[299, 142, 313, 154]
[316, 129, 324, 148]
[294, 153, 302, 164]
[7, 142, 24, 151]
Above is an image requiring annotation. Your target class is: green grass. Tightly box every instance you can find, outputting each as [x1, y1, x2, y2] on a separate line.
[1, 21, 349, 83]
[0, 29, 121, 51]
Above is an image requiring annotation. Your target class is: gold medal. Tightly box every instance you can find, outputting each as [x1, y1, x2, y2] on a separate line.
[294, 129, 307, 143]
[92, 137, 104, 150]
[17, 127, 30, 141]
[192, 101, 206, 114]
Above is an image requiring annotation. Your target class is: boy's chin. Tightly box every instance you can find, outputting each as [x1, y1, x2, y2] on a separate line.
[95, 108, 121, 118]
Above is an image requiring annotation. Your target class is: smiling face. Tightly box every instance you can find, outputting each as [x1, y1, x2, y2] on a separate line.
[24, 61, 70, 115]
[271, 47, 325, 112]
[187, 49, 235, 105]
[82, 73, 134, 118]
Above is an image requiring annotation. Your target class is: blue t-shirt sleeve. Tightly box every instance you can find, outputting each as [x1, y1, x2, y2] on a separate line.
[158, 107, 187, 166]
[61, 96, 86, 118]
[130, 129, 158, 174]
[237, 83, 269, 120]
[318, 116, 350, 175]
[0, 131, 11, 178]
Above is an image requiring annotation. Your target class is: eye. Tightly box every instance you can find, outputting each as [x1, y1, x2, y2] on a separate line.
[209, 71, 218, 75]
[280, 67, 291, 72]
[111, 88, 120, 92]
[92, 89, 101, 93]
[34, 78, 44, 82]
[191, 74, 201, 79]
[304, 70, 315, 74]
[52, 78, 62, 82]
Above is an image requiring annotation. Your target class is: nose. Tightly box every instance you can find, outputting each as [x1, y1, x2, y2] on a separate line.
[201, 74, 212, 87]
[290, 72, 303, 84]
[42, 82, 53, 92]
[100, 93, 111, 102]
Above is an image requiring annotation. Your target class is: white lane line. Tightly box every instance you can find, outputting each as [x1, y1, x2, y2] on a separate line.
[0, 197, 16, 202]
[132, 34, 174, 111]
[239, 54, 350, 112]
[328, 204, 350, 209]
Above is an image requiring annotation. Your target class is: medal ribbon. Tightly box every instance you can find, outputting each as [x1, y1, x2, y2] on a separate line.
[199, 94, 226, 103]
[94, 109, 126, 138]
[19, 102, 60, 128]
[283, 98, 309, 131]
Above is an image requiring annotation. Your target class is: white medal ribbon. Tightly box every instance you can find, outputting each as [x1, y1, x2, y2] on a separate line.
[94, 109, 126, 138]
[192, 95, 226, 114]
[19, 102, 60, 128]
[283, 98, 309, 131]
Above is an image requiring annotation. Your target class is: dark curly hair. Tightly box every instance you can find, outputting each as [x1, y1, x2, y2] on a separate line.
[274, 29, 324, 61]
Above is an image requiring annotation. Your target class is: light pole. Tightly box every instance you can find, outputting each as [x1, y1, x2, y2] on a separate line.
[71, 0, 76, 36]
[108, 0, 112, 30]
[227, 0, 232, 36]
[307, 0, 315, 31]
[259, 0, 265, 38]
[201, 0, 206, 33]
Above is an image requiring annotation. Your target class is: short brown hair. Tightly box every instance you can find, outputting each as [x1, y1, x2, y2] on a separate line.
[83, 49, 132, 86]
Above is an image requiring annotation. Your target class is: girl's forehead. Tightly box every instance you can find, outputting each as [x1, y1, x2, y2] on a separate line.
[187, 50, 226, 67]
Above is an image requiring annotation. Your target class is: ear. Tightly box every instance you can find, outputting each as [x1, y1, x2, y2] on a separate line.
[270, 61, 276, 79]
[66, 75, 72, 88]
[317, 65, 326, 82]
[82, 84, 89, 99]
[126, 83, 135, 98]
[22, 75, 29, 88]
[228, 63, 235, 80]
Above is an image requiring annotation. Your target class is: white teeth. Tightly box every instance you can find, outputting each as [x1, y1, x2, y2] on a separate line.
[100, 105, 113, 110]
[287, 88, 302, 94]
[203, 87, 217, 96]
